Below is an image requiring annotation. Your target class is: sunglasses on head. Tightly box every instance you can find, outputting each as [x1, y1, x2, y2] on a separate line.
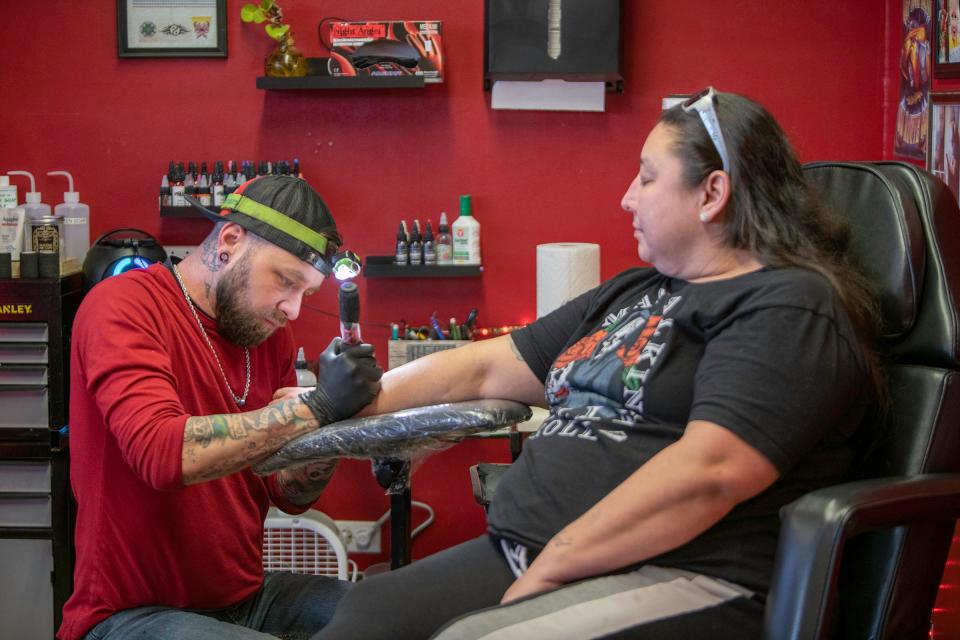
[681, 87, 731, 174]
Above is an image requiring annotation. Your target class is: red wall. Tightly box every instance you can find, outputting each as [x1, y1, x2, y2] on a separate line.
[1, 1, 889, 569]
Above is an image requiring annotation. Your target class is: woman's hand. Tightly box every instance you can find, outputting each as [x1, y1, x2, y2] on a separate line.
[501, 573, 565, 604]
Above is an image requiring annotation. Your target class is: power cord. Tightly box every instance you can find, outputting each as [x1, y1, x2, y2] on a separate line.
[350, 501, 436, 550]
[302, 302, 396, 330]
[346, 558, 360, 582]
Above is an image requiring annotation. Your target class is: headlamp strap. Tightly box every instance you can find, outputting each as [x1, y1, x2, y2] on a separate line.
[221, 193, 331, 256]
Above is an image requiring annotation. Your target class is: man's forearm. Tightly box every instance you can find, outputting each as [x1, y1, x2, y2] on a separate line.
[275, 459, 339, 506]
[182, 397, 319, 485]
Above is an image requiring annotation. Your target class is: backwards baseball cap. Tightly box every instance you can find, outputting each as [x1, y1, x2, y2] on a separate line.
[185, 175, 343, 276]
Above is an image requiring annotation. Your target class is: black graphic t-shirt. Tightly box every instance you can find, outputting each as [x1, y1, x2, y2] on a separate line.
[488, 266, 870, 593]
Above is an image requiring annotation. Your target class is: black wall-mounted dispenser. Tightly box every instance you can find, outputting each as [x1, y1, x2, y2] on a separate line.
[484, 0, 623, 92]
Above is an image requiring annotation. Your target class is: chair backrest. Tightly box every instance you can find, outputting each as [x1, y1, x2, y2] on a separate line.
[773, 162, 960, 638]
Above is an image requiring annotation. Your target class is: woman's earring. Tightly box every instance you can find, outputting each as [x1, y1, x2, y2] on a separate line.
[699, 212, 710, 223]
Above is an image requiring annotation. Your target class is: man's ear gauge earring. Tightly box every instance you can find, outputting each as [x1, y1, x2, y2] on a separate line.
[219, 252, 229, 263]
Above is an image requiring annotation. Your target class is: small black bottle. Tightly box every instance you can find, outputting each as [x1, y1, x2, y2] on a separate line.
[408, 220, 423, 265]
[395, 221, 409, 266]
[423, 220, 436, 265]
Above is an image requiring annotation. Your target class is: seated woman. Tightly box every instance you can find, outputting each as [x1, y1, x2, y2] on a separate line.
[309, 88, 883, 639]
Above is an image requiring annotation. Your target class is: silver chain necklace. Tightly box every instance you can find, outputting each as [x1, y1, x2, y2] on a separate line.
[171, 263, 251, 407]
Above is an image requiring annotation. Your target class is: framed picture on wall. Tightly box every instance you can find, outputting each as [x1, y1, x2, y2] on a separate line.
[895, 0, 932, 160]
[117, 0, 227, 58]
[935, 0, 960, 76]
[928, 93, 960, 203]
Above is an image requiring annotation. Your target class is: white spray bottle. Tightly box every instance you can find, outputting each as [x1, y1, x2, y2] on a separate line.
[48, 171, 90, 265]
[8, 171, 52, 253]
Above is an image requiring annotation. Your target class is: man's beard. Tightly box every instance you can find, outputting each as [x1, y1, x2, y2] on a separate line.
[215, 252, 285, 347]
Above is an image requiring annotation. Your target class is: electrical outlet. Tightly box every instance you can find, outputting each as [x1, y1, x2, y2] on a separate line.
[335, 520, 381, 553]
[165, 245, 197, 261]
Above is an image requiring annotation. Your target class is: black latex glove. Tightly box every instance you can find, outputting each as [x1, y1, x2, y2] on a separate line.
[301, 337, 383, 425]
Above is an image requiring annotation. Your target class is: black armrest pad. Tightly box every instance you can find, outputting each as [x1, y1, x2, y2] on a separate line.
[765, 473, 960, 640]
[469, 462, 511, 506]
[253, 399, 531, 475]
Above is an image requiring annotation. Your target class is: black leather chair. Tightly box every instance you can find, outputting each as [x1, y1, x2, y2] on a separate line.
[764, 161, 960, 639]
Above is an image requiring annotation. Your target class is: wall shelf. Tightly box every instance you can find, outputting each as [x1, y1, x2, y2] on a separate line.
[257, 60, 426, 90]
[159, 206, 203, 218]
[363, 255, 482, 278]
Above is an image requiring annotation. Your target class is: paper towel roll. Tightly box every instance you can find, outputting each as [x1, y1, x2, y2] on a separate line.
[537, 243, 600, 318]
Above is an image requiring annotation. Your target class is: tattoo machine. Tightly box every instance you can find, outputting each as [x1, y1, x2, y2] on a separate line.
[339, 281, 362, 346]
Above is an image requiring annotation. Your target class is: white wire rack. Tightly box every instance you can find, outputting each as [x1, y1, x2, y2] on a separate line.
[262, 509, 349, 581]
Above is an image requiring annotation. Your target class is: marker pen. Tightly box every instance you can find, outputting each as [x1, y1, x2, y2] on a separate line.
[430, 312, 446, 340]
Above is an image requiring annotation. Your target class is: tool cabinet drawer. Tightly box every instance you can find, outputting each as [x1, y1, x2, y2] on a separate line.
[0, 366, 47, 386]
[0, 494, 51, 527]
[0, 322, 48, 343]
[0, 538, 54, 640]
[0, 343, 48, 364]
[0, 462, 51, 493]
[0, 387, 49, 429]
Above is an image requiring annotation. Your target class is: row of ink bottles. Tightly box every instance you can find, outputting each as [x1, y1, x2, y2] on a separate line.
[159, 159, 302, 209]
[395, 215, 453, 265]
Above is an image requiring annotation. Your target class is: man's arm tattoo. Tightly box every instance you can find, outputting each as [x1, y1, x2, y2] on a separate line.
[275, 459, 339, 505]
[182, 399, 305, 484]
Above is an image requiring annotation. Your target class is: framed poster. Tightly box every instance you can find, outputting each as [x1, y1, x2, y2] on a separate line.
[895, 0, 933, 160]
[928, 92, 960, 203]
[118, 0, 227, 58]
[935, 0, 960, 77]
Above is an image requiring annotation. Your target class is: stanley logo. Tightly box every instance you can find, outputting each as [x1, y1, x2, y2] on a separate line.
[0, 304, 33, 315]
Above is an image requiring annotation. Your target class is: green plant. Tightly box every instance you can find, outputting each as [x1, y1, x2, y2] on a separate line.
[240, 0, 290, 41]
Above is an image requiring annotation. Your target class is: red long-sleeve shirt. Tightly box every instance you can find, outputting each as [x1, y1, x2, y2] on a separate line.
[59, 264, 302, 640]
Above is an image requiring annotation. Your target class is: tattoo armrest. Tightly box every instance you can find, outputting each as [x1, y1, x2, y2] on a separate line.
[252, 399, 532, 486]
[251, 399, 531, 569]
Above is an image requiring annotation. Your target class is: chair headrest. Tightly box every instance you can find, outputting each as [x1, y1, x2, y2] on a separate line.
[803, 162, 960, 368]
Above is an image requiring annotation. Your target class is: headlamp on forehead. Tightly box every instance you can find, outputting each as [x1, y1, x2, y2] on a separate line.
[330, 250, 362, 280]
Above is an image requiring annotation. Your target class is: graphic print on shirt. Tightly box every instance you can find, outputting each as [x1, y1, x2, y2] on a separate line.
[532, 287, 679, 444]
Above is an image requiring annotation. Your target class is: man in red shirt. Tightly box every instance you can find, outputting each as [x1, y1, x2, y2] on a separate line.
[59, 175, 382, 640]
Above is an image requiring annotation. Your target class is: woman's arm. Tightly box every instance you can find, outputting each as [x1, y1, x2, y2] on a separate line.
[367, 334, 547, 413]
[501, 419, 779, 603]
[274, 335, 547, 414]
[261, 335, 545, 502]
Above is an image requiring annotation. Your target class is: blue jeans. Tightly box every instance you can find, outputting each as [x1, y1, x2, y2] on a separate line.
[85, 571, 351, 640]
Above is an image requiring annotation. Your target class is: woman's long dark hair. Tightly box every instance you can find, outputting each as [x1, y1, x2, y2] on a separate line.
[660, 91, 885, 402]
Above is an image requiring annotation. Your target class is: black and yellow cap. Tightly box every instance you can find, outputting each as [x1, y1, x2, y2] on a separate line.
[185, 175, 342, 276]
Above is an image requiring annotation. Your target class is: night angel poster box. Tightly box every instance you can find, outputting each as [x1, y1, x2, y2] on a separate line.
[484, 0, 623, 111]
[327, 21, 444, 83]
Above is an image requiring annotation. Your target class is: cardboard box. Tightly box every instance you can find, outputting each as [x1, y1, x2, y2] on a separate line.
[328, 21, 444, 83]
[387, 339, 469, 370]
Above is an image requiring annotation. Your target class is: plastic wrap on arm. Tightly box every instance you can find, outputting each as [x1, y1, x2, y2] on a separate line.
[253, 399, 532, 475]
